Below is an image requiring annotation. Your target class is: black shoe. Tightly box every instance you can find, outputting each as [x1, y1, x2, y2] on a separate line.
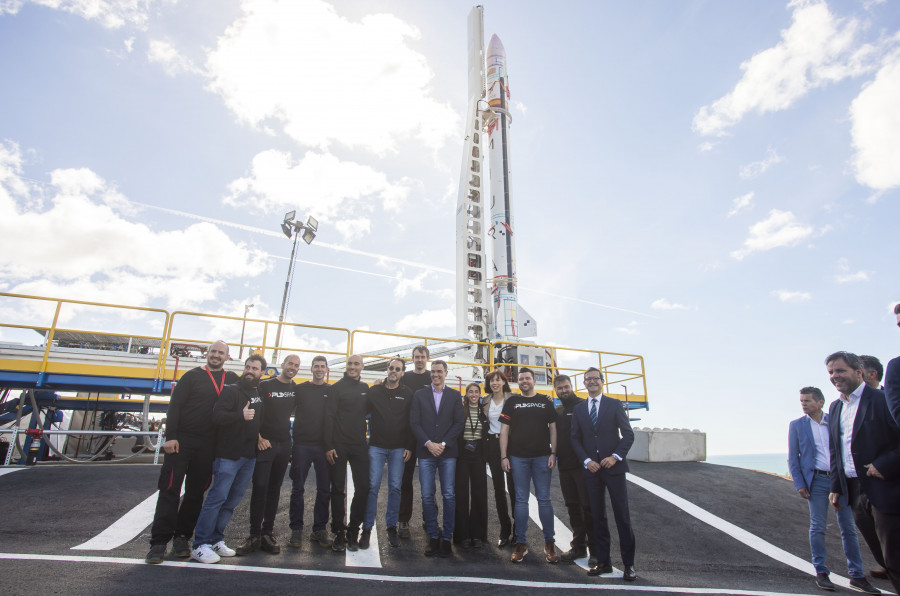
[172, 535, 191, 558]
[359, 529, 371, 550]
[310, 529, 333, 547]
[398, 521, 411, 538]
[331, 531, 346, 552]
[561, 547, 587, 562]
[145, 544, 166, 564]
[623, 566, 637, 582]
[346, 529, 359, 552]
[472, 538, 483, 549]
[588, 555, 598, 568]
[816, 573, 836, 591]
[387, 527, 400, 548]
[461, 538, 472, 550]
[497, 536, 511, 548]
[235, 536, 261, 556]
[424, 537, 440, 557]
[260, 534, 280, 555]
[439, 540, 452, 558]
[849, 577, 881, 595]
[289, 530, 303, 548]
[587, 561, 614, 576]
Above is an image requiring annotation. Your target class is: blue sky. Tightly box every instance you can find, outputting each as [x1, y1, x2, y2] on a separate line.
[1, 0, 898, 455]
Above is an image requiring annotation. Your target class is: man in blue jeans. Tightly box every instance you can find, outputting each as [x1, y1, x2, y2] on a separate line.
[789, 386, 878, 593]
[363, 357, 414, 548]
[500, 367, 559, 564]
[191, 354, 265, 564]
[410, 360, 464, 557]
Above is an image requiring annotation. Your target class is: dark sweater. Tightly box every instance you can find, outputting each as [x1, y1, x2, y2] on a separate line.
[257, 377, 296, 443]
[212, 383, 263, 460]
[166, 366, 239, 446]
[293, 381, 329, 445]
[323, 375, 369, 450]
[367, 382, 414, 450]
[402, 370, 431, 393]
[555, 397, 585, 471]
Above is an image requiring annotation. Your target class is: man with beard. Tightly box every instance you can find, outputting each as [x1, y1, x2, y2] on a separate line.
[553, 375, 596, 567]
[234, 354, 299, 556]
[398, 345, 431, 539]
[324, 354, 370, 552]
[145, 340, 239, 564]
[191, 354, 266, 564]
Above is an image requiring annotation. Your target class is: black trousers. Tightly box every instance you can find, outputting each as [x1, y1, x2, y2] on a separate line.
[330, 442, 370, 533]
[248, 439, 292, 536]
[849, 478, 900, 592]
[484, 433, 515, 539]
[149, 442, 214, 545]
[559, 466, 595, 552]
[454, 444, 488, 542]
[848, 478, 887, 567]
[584, 468, 635, 567]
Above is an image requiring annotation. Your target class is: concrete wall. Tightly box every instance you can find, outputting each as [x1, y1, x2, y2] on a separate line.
[629, 427, 706, 462]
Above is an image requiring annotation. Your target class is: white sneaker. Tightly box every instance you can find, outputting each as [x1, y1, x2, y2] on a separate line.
[191, 544, 221, 564]
[212, 541, 236, 557]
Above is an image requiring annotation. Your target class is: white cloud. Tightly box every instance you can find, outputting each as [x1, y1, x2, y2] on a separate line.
[651, 299, 688, 311]
[739, 148, 783, 179]
[727, 191, 755, 217]
[205, 0, 458, 155]
[147, 39, 200, 76]
[334, 217, 371, 244]
[225, 150, 412, 237]
[615, 320, 640, 335]
[834, 258, 870, 283]
[693, 0, 875, 136]
[0, 141, 268, 308]
[1, 0, 173, 29]
[395, 308, 454, 334]
[850, 49, 900, 190]
[772, 289, 812, 302]
[731, 209, 814, 260]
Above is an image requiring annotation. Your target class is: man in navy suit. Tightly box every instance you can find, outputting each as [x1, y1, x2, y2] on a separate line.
[788, 386, 869, 592]
[885, 303, 900, 428]
[827, 351, 900, 594]
[571, 367, 636, 582]
[409, 359, 464, 558]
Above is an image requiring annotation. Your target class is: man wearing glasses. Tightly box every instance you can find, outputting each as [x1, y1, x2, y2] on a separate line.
[571, 367, 637, 582]
[362, 358, 414, 548]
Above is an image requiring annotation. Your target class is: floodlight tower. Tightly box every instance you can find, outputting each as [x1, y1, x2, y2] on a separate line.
[274, 211, 317, 363]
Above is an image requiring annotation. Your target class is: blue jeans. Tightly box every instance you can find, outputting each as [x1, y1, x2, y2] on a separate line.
[193, 457, 256, 546]
[364, 446, 406, 530]
[419, 456, 456, 540]
[808, 472, 864, 577]
[510, 455, 554, 544]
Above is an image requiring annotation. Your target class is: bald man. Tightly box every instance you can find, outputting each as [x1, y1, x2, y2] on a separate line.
[146, 341, 240, 564]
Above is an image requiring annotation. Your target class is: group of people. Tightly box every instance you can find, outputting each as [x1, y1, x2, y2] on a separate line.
[787, 304, 900, 594]
[144, 342, 638, 581]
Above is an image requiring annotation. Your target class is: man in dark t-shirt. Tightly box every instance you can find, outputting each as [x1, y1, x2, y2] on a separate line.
[500, 367, 558, 565]
[398, 344, 431, 538]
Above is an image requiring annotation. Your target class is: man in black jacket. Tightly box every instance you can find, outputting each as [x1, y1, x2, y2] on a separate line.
[145, 340, 239, 564]
[324, 354, 370, 552]
[192, 354, 266, 564]
[398, 345, 431, 539]
[363, 357, 414, 548]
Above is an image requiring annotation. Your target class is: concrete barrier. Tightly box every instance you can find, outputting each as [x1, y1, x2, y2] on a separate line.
[628, 427, 706, 462]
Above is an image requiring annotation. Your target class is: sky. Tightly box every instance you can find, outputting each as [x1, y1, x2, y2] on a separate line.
[1, 0, 898, 456]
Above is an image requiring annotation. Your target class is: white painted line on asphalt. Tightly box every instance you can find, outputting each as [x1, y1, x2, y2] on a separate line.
[0, 468, 23, 477]
[72, 485, 185, 551]
[487, 466, 621, 577]
[0, 552, 835, 595]
[345, 466, 381, 568]
[625, 473, 881, 594]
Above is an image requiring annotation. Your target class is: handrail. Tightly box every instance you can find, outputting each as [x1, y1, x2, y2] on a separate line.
[349, 329, 492, 369]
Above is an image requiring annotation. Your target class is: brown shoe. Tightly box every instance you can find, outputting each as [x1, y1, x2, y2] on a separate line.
[870, 568, 889, 580]
[544, 540, 559, 564]
[510, 543, 528, 563]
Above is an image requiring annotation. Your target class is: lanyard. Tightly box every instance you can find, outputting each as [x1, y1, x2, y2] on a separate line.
[205, 365, 226, 396]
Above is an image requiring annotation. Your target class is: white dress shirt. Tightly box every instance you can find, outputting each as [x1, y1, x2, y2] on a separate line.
[807, 414, 830, 471]
[838, 383, 865, 478]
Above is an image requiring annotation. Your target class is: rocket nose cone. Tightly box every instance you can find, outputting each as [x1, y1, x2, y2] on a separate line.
[487, 34, 505, 57]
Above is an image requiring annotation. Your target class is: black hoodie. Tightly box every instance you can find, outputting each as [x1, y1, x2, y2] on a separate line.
[323, 375, 369, 450]
[212, 382, 263, 460]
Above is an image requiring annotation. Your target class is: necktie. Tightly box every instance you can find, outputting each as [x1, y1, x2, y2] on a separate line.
[590, 398, 598, 428]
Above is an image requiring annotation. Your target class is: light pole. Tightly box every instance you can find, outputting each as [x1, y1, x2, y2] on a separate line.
[239, 303, 254, 359]
[274, 211, 318, 363]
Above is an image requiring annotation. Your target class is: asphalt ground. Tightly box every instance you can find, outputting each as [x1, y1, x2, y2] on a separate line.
[0, 461, 894, 596]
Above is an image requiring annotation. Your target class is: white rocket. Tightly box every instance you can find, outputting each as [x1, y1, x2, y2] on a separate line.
[456, 7, 536, 343]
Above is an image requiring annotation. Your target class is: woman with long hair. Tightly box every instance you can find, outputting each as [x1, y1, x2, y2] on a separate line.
[482, 369, 516, 547]
[454, 382, 488, 548]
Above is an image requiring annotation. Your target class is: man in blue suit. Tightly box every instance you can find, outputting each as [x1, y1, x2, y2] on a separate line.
[788, 386, 869, 592]
[827, 351, 900, 595]
[571, 367, 636, 582]
[885, 303, 900, 428]
[409, 359, 464, 558]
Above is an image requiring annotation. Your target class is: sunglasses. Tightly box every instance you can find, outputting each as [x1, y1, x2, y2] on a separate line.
[388, 366, 404, 372]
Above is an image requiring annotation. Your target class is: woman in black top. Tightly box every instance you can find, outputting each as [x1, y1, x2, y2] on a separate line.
[453, 382, 489, 548]
[481, 369, 516, 547]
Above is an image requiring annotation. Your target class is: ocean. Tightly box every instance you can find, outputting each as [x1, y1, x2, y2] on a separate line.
[703, 453, 790, 477]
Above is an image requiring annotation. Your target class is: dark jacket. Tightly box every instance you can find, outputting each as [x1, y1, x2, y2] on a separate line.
[212, 383, 263, 460]
[571, 394, 634, 475]
[367, 382, 415, 450]
[555, 397, 586, 471]
[165, 366, 239, 446]
[323, 375, 369, 450]
[293, 381, 329, 445]
[410, 385, 465, 459]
